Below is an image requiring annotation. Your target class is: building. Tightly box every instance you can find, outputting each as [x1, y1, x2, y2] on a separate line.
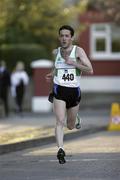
[78, 9, 120, 93]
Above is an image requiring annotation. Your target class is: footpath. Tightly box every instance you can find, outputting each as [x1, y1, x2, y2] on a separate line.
[0, 109, 110, 154]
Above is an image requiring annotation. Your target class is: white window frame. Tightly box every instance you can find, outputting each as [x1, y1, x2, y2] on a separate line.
[90, 23, 120, 60]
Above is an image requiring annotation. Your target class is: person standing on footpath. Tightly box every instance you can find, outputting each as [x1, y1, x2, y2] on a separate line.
[11, 61, 29, 114]
[46, 25, 93, 164]
[0, 60, 11, 117]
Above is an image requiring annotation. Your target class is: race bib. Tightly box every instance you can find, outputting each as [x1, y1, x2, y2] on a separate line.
[57, 68, 77, 85]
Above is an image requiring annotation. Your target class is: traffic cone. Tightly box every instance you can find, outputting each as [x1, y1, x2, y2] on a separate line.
[108, 102, 120, 131]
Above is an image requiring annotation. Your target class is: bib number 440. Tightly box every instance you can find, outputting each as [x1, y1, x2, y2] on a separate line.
[62, 73, 74, 81]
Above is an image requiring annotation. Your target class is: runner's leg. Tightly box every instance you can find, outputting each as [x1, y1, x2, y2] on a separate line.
[66, 104, 80, 130]
[53, 98, 66, 149]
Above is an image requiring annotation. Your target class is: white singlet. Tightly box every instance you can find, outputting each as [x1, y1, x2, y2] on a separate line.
[53, 45, 81, 87]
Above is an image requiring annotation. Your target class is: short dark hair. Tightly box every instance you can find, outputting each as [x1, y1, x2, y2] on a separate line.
[59, 25, 74, 37]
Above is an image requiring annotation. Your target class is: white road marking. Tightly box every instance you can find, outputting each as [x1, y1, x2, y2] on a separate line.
[37, 158, 120, 163]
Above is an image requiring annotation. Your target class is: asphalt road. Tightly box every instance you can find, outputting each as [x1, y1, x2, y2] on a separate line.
[0, 130, 120, 180]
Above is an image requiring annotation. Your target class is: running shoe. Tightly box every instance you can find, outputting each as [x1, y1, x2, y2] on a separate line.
[57, 148, 66, 164]
[75, 114, 82, 129]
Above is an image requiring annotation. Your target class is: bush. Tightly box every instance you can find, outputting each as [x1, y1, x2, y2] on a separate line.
[0, 44, 48, 74]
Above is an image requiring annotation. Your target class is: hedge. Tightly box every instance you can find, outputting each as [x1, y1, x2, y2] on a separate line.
[0, 44, 49, 74]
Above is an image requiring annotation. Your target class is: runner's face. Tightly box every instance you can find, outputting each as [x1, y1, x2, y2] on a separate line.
[59, 29, 73, 49]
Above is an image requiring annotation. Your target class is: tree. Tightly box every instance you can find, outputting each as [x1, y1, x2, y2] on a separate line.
[0, 0, 87, 72]
[86, 0, 120, 25]
[0, 0, 87, 57]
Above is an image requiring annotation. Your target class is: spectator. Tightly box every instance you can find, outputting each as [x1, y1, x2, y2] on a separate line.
[11, 61, 29, 113]
[0, 60, 11, 117]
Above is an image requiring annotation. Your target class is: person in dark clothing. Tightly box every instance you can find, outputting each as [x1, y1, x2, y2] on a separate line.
[0, 60, 11, 117]
[15, 79, 25, 112]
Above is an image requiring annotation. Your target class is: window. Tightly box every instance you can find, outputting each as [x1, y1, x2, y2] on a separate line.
[111, 25, 120, 53]
[90, 23, 120, 60]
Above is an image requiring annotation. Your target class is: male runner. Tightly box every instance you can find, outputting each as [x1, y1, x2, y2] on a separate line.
[46, 25, 93, 164]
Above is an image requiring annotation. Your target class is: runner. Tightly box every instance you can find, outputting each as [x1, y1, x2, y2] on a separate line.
[46, 25, 93, 164]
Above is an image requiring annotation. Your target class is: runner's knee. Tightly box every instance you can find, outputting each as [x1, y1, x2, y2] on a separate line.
[56, 118, 64, 127]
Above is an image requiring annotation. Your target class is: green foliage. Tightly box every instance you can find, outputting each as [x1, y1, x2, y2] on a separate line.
[0, 0, 69, 48]
[0, 0, 87, 73]
[0, 44, 47, 74]
[0, 0, 66, 72]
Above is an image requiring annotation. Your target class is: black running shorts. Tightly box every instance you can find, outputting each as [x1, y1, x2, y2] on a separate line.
[53, 84, 81, 109]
